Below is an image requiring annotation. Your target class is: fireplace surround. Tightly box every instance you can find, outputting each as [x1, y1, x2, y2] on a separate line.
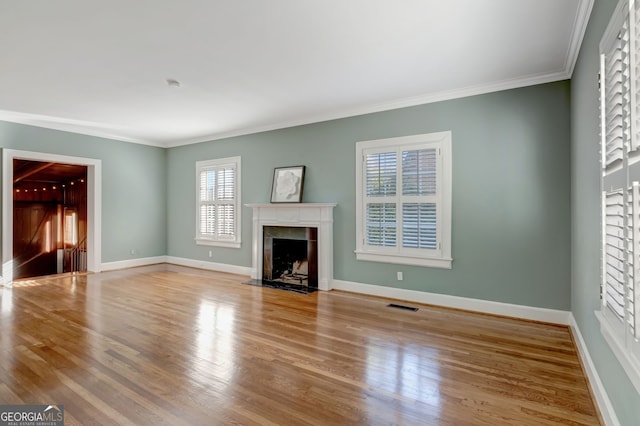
[246, 203, 336, 291]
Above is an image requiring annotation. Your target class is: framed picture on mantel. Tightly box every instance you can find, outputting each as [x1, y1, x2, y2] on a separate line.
[270, 166, 305, 203]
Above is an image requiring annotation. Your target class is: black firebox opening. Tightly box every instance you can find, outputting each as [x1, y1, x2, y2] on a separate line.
[259, 226, 318, 294]
[271, 238, 309, 285]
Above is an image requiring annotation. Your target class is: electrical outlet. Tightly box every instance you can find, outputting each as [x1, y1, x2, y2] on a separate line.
[130, 249, 135, 255]
[208, 250, 213, 258]
[397, 271, 403, 281]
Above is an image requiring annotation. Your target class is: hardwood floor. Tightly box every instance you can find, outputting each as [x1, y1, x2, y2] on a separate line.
[0, 264, 600, 425]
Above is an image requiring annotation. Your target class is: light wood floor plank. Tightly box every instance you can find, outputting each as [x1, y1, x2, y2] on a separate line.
[0, 264, 601, 425]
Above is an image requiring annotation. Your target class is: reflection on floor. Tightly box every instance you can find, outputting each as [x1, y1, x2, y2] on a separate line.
[242, 278, 317, 294]
[0, 264, 601, 425]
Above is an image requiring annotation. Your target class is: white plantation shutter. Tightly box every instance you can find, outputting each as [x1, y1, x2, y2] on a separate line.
[365, 151, 398, 247]
[401, 148, 438, 250]
[605, 189, 626, 322]
[602, 183, 639, 338]
[199, 166, 236, 239]
[366, 203, 396, 247]
[632, 0, 640, 153]
[402, 203, 436, 249]
[363, 148, 440, 250]
[356, 132, 452, 268]
[602, 23, 628, 169]
[199, 170, 214, 235]
[216, 168, 235, 237]
[402, 148, 437, 196]
[366, 152, 397, 197]
[196, 157, 241, 247]
[628, 183, 640, 336]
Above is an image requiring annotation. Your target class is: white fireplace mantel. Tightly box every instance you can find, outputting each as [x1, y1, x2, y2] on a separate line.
[246, 203, 336, 291]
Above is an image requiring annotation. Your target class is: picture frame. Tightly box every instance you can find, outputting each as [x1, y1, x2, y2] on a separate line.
[270, 166, 305, 203]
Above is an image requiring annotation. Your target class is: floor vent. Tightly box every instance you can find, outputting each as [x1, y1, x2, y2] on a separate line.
[387, 303, 418, 312]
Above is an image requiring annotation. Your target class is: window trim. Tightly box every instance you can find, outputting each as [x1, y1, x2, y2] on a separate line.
[595, 311, 640, 394]
[354, 131, 452, 269]
[195, 156, 241, 248]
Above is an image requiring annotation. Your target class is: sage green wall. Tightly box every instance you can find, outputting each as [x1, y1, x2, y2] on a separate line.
[167, 81, 571, 310]
[571, 0, 640, 424]
[0, 121, 167, 263]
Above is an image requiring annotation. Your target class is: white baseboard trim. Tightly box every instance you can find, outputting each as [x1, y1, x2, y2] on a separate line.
[101, 256, 168, 271]
[331, 279, 571, 325]
[165, 256, 252, 276]
[101, 256, 251, 276]
[99, 256, 251, 276]
[569, 314, 619, 426]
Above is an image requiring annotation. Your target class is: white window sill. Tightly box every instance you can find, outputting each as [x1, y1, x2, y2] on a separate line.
[195, 238, 241, 249]
[595, 310, 640, 394]
[354, 250, 452, 269]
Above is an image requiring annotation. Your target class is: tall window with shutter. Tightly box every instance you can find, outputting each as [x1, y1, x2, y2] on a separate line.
[195, 157, 241, 248]
[598, 0, 640, 394]
[355, 132, 452, 269]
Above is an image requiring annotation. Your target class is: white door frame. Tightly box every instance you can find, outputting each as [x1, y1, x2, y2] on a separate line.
[2, 149, 102, 286]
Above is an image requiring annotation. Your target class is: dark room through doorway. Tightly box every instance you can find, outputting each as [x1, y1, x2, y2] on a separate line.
[13, 159, 88, 280]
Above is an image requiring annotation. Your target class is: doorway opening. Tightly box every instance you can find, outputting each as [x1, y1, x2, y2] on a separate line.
[13, 160, 88, 279]
[2, 149, 102, 286]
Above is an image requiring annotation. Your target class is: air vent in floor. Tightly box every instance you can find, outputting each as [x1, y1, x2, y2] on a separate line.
[387, 303, 418, 312]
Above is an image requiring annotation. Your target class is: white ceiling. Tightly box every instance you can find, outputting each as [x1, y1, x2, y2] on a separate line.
[0, 0, 592, 148]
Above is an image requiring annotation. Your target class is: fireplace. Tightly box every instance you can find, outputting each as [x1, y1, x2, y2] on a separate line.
[263, 226, 318, 292]
[246, 203, 336, 292]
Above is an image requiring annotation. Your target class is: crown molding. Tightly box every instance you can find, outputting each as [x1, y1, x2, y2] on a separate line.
[166, 69, 570, 148]
[566, 0, 595, 76]
[1, 68, 572, 150]
[0, 110, 165, 147]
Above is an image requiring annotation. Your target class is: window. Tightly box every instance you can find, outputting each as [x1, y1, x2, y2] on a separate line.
[195, 156, 241, 248]
[597, 0, 640, 394]
[64, 208, 78, 246]
[355, 132, 452, 268]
